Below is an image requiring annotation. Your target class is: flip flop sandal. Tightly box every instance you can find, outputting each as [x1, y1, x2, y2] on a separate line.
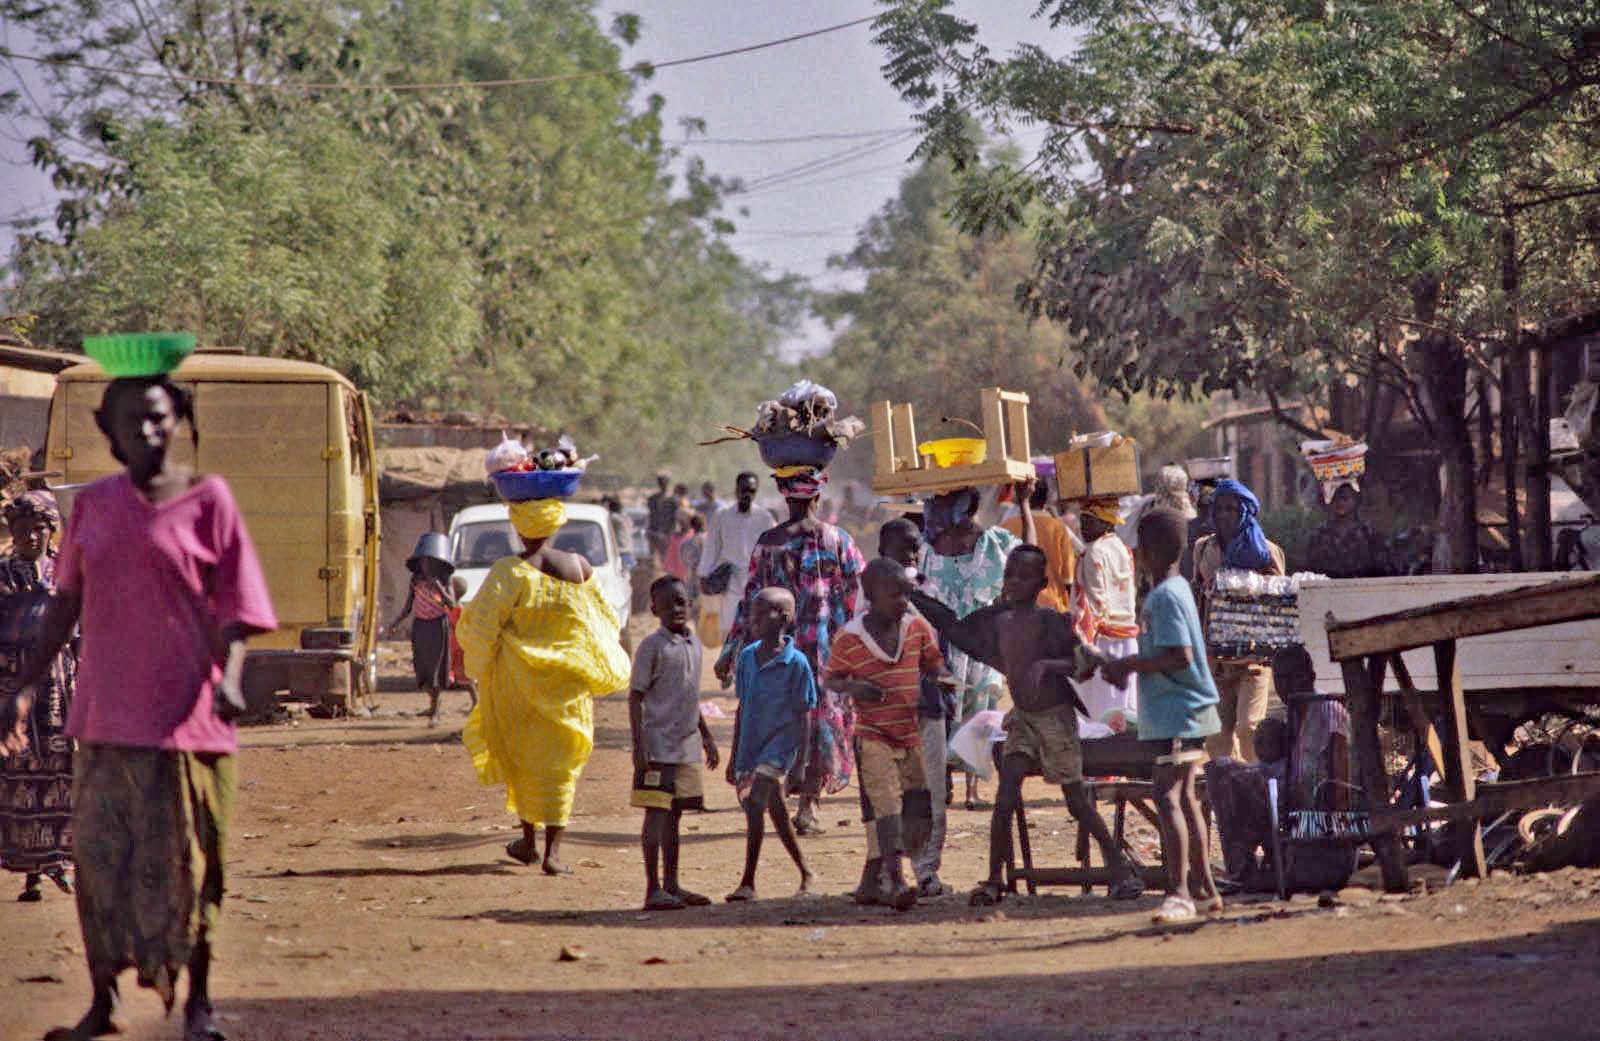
[1152, 894, 1197, 924]
[644, 891, 687, 911]
[1194, 895, 1225, 915]
[725, 886, 755, 903]
[672, 889, 712, 907]
[17, 886, 41, 903]
[792, 816, 826, 836]
[46, 869, 73, 895]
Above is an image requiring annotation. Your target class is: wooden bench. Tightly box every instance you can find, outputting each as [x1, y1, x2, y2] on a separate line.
[1325, 573, 1600, 891]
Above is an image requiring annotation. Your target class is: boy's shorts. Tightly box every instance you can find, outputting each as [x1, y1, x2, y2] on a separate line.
[1001, 703, 1083, 785]
[855, 738, 927, 819]
[630, 761, 704, 811]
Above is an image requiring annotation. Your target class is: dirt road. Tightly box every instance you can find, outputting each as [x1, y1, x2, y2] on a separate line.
[6, 643, 1600, 1041]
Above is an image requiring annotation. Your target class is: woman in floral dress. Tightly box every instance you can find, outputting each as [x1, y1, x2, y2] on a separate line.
[716, 466, 865, 834]
[0, 491, 76, 903]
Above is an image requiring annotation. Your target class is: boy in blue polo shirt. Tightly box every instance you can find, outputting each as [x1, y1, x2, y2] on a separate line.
[725, 586, 816, 901]
[1099, 506, 1224, 924]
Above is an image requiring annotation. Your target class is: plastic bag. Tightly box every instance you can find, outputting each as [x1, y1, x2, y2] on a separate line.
[485, 433, 530, 475]
[948, 709, 1007, 779]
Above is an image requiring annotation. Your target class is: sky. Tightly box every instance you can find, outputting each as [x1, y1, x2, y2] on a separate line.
[1, 3, 1057, 353]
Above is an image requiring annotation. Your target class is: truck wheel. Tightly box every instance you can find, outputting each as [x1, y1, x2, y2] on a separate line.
[241, 662, 283, 723]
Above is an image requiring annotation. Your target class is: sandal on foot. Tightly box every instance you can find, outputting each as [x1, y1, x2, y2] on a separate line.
[918, 877, 947, 898]
[18, 884, 42, 903]
[45, 868, 73, 895]
[1194, 894, 1224, 915]
[541, 860, 573, 876]
[1110, 875, 1145, 901]
[504, 839, 539, 866]
[644, 890, 687, 911]
[725, 885, 755, 903]
[792, 815, 826, 836]
[670, 889, 712, 907]
[968, 882, 1006, 907]
[1153, 894, 1197, 924]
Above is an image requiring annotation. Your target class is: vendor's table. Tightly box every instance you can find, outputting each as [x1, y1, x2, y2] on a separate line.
[998, 733, 1172, 895]
[1325, 573, 1600, 891]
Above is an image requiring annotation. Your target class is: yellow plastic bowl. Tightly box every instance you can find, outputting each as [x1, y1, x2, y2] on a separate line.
[918, 437, 987, 468]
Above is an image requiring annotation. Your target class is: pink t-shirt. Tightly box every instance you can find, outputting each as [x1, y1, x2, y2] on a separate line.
[57, 473, 277, 754]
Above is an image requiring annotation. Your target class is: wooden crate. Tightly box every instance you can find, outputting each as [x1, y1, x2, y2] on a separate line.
[1056, 436, 1141, 500]
[870, 388, 1036, 496]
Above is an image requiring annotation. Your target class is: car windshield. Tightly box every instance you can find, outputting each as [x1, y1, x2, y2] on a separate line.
[452, 519, 609, 569]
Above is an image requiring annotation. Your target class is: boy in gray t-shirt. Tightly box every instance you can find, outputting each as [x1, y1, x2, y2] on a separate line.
[629, 576, 719, 910]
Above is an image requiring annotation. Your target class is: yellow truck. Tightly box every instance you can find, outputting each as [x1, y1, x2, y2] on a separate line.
[46, 350, 381, 715]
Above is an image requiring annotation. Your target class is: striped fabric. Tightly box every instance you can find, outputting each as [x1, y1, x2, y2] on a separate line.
[825, 614, 942, 750]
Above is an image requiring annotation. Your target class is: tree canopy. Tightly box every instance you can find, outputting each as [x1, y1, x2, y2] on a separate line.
[1, 0, 802, 478]
[874, 0, 1600, 569]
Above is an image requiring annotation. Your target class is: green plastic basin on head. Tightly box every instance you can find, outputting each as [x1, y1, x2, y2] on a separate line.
[81, 333, 196, 378]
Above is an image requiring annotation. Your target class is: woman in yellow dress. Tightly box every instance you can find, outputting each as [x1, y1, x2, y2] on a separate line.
[458, 498, 630, 875]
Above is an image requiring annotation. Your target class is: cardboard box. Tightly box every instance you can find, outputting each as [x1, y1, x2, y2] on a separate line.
[1056, 435, 1141, 500]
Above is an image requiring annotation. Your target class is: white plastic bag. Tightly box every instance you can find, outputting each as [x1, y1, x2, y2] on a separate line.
[948, 709, 1007, 779]
[485, 432, 530, 475]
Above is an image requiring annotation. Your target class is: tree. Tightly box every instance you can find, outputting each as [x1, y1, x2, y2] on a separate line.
[1, 0, 801, 476]
[874, 0, 1600, 571]
[818, 156, 1210, 482]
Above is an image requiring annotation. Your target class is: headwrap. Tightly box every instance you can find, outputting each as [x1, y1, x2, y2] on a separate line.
[1212, 479, 1272, 571]
[1153, 465, 1197, 519]
[1082, 497, 1124, 528]
[3, 490, 60, 528]
[773, 465, 827, 500]
[922, 488, 980, 541]
[1300, 438, 1368, 505]
[509, 498, 567, 540]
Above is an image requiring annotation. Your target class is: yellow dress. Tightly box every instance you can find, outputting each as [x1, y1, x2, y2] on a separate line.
[458, 558, 630, 826]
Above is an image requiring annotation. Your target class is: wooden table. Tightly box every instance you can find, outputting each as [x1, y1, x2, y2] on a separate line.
[1325, 573, 1600, 891]
[999, 733, 1172, 895]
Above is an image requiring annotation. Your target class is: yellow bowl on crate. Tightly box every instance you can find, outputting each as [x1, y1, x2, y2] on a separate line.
[918, 438, 987, 468]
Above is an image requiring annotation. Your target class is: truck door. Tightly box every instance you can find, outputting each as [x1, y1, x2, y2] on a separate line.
[194, 382, 329, 633]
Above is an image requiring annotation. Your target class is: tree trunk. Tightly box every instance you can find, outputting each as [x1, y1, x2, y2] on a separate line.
[1527, 343, 1553, 569]
[1502, 215, 1524, 571]
[1419, 335, 1478, 573]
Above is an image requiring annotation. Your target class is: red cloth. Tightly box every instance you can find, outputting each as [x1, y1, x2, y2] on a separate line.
[447, 606, 466, 687]
[57, 473, 277, 754]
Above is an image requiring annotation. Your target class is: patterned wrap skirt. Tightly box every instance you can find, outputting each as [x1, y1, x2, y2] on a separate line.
[71, 745, 235, 1010]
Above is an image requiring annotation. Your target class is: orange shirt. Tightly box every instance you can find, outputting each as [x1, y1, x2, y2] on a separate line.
[825, 614, 943, 750]
[1000, 512, 1077, 613]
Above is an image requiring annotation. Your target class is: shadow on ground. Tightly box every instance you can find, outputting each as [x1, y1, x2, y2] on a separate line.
[217, 917, 1600, 1041]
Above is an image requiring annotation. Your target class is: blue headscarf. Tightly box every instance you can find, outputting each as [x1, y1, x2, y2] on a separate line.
[1212, 479, 1272, 571]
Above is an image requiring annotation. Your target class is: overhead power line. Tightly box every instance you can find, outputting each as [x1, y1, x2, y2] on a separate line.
[672, 128, 909, 146]
[0, 14, 876, 93]
[734, 130, 918, 194]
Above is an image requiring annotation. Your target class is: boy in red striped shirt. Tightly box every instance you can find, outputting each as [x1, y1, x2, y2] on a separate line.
[826, 557, 949, 910]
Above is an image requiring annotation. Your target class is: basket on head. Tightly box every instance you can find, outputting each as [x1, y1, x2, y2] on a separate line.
[491, 468, 583, 502]
[756, 431, 838, 471]
[81, 333, 196, 379]
[407, 532, 454, 573]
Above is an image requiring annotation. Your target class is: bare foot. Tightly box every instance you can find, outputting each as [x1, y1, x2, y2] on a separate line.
[968, 881, 1005, 907]
[796, 872, 816, 895]
[725, 885, 755, 902]
[541, 857, 573, 876]
[43, 1006, 120, 1040]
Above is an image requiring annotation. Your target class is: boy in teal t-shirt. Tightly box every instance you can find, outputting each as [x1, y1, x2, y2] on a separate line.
[1098, 507, 1222, 924]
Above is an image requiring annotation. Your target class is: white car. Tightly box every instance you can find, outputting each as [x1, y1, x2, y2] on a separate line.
[448, 501, 636, 650]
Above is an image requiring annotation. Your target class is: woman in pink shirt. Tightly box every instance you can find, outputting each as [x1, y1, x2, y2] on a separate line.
[4, 373, 275, 1041]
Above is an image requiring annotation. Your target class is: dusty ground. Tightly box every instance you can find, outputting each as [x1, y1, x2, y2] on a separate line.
[6, 636, 1600, 1041]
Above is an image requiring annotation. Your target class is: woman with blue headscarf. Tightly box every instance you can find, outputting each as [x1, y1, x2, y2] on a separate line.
[1191, 479, 1285, 762]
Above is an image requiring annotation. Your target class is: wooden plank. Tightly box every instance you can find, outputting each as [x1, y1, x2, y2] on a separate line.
[980, 387, 1006, 465]
[1435, 640, 1487, 878]
[1391, 655, 1445, 780]
[1301, 575, 1600, 695]
[1343, 655, 1410, 891]
[871, 399, 895, 478]
[1370, 771, 1600, 831]
[871, 457, 1037, 496]
[1004, 394, 1031, 462]
[1326, 574, 1600, 660]
[891, 402, 918, 472]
